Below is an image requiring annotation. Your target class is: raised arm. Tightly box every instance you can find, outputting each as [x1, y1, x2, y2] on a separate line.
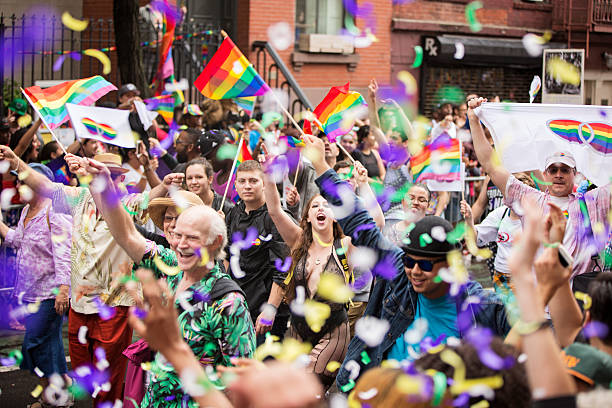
[471, 175, 490, 222]
[354, 161, 384, 228]
[263, 169, 301, 248]
[536, 203, 583, 347]
[508, 197, 576, 400]
[85, 159, 148, 263]
[467, 98, 510, 195]
[13, 119, 42, 158]
[0, 145, 55, 197]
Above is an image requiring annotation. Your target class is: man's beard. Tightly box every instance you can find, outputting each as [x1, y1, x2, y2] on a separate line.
[177, 150, 189, 163]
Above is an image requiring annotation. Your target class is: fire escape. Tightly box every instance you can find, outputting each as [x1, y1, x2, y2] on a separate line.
[552, 0, 612, 57]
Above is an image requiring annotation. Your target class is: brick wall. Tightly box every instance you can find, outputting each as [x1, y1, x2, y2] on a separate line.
[240, 0, 392, 102]
[393, 0, 552, 33]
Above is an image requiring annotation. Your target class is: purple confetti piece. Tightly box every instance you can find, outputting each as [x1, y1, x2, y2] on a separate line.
[0, 357, 16, 366]
[351, 269, 372, 291]
[352, 223, 375, 240]
[456, 309, 473, 333]
[94, 347, 106, 362]
[165, 395, 176, 401]
[478, 348, 505, 370]
[93, 297, 116, 321]
[379, 142, 410, 167]
[53, 55, 69, 72]
[274, 257, 292, 273]
[372, 256, 398, 280]
[260, 318, 273, 325]
[192, 290, 210, 303]
[583, 321, 609, 339]
[453, 393, 470, 406]
[600, 109, 607, 118]
[132, 307, 148, 319]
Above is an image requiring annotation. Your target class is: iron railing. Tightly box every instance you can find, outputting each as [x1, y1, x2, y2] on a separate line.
[0, 12, 222, 118]
[252, 41, 313, 118]
[594, 0, 612, 23]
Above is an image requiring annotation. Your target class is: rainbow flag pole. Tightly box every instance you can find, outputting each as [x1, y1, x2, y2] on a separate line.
[311, 115, 355, 164]
[219, 135, 246, 211]
[21, 87, 66, 154]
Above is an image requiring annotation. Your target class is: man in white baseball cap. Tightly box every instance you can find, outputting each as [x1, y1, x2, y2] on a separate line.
[467, 97, 611, 295]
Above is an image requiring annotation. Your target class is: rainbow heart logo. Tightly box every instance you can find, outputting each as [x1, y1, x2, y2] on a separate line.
[547, 120, 612, 155]
[81, 117, 117, 140]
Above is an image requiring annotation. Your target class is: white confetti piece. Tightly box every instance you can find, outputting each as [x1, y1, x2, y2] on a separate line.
[344, 359, 361, 380]
[430, 226, 447, 242]
[34, 367, 44, 377]
[78, 326, 88, 344]
[1, 188, 16, 209]
[355, 316, 390, 347]
[404, 318, 428, 344]
[267, 22, 293, 51]
[454, 42, 465, 59]
[0, 160, 11, 174]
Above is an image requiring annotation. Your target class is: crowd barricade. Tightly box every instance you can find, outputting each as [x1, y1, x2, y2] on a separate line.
[444, 175, 486, 224]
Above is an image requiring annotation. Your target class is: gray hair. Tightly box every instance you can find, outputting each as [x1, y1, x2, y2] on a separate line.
[180, 205, 228, 261]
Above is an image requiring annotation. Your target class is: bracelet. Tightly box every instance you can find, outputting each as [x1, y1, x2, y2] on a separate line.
[514, 319, 550, 336]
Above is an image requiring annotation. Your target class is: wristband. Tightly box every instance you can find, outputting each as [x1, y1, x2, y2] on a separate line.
[515, 319, 550, 336]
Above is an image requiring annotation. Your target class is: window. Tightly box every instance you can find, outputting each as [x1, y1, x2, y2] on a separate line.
[295, 0, 344, 39]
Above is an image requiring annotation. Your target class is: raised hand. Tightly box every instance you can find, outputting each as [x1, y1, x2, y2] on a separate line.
[354, 161, 368, 186]
[163, 172, 184, 188]
[65, 153, 90, 177]
[0, 145, 19, 172]
[303, 134, 327, 175]
[467, 96, 488, 111]
[285, 185, 300, 207]
[460, 200, 473, 225]
[544, 202, 567, 244]
[368, 78, 379, 103]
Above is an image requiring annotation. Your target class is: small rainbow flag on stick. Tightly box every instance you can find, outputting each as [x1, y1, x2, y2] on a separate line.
[22, 76, 117, 129]
[234, 96, 256, 117]
[313, 83, 367, 142]
[194, 35, 270, 99]
[144, 95, 175, 125]
[410, 133, 461, 183]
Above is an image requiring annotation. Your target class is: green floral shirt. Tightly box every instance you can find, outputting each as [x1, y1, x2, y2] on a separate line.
[138, 242, 255, 408]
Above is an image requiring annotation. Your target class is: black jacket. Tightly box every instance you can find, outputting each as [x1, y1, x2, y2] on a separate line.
[226, 201, 291, 321]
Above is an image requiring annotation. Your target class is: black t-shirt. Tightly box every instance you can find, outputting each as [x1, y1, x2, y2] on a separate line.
[532, 396, 576, 408]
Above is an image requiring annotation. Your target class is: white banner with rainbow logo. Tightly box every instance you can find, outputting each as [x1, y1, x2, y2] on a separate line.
[66, 103, 136, 148]
[474, 103, 612, 187]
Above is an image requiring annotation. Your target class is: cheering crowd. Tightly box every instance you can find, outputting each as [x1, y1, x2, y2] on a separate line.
[0, 77, 612, 408]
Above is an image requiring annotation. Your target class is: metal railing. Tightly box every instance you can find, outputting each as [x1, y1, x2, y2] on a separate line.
[0, 12, 223, 118]
[252, 41, 312, 118]
[594, 0, 612, 23]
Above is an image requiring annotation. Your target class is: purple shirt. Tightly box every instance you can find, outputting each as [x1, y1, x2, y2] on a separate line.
[5, 203, 72, 302]
[504, 175, 611, 278]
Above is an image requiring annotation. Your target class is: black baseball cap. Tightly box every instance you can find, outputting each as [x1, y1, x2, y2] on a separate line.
[401, 216, 461, 258]
[197, 129, 226, 158]
[118, 83, 140, 97]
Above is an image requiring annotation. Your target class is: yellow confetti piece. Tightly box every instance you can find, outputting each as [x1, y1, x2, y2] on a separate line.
[17, 169, 31, 181]
[326, 361, 341, 373]
[51, 231, 69, 244]
[427, 344, 446, 354]
[140, 362, 152, 371]
[546, 57, 580, 86]
[592, 221, 604, 235]
[17, 114, 32, 128]
[26, 301, 41, 314]
[84, 49, 111, 75]
[317, 273, 354, 303]
[304, 299, 331, 333]
[440, 349, 466, 383]
[575, 291, 592, 310]
[253, 336, 311, 362]
[62, 11, 89, 31]
[198, 247, 210, 267]
[452, 376, 503, 394]
[471, 401, 490, 408]
[446, 250, 469, 284]
[31, 384, 43, 398]
[397, 70, 417, 95]
[464, 225, 492, 259]
[394, 373, 423, 395]
[153, 255, 180, 276]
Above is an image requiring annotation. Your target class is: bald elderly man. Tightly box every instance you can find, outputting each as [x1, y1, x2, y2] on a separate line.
[84, 158, 256, 408]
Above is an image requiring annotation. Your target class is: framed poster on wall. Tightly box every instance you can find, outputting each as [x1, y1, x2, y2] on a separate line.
[542, 49, 584, 104]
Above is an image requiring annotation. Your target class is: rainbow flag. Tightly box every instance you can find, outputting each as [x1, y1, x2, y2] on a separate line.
[410, 133, 461, 183]
[22, 76, 116, 129]
[287, 135, 305, 148]
[548, 120, 612, 155]
[234, 96, 256, 117]
[144, 95, 175, 125]
[313, 83, 367, 142]
[235, 137, 253, 170]
[194, 36, 270, 99]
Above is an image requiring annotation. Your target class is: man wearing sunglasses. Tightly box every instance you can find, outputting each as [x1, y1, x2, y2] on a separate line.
[301, 134, 511, 391]
[468, 97, 612, 295]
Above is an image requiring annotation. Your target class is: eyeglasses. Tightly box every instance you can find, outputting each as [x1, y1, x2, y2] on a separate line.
[164, 215, 178, 223]
[402, 254, 446, 272]
[546, 166, 572, 175]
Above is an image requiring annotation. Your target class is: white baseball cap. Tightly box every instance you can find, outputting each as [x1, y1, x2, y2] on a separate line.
[544, 151, 576, 171]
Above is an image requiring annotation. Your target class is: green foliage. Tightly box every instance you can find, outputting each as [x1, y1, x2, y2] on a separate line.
[3, 79, 22, 109]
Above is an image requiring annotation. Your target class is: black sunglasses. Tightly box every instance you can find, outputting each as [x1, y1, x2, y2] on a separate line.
[402, 254, 446, 272]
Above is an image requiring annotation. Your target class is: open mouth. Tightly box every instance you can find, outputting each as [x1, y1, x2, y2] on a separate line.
[177, 249, 195, 261]
[316, 213, 326, 222]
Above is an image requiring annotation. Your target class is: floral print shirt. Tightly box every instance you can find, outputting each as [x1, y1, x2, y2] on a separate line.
[137, 242, 256, 408]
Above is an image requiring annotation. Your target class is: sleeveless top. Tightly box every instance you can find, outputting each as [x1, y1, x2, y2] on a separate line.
[354, 149, 381, 179]
[290, 240, 349, 343]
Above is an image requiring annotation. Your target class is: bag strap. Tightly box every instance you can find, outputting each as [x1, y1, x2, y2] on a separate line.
[209, 277, 245, 302]
[46, 207, 51, 232]
[334, 238, 353, 285]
